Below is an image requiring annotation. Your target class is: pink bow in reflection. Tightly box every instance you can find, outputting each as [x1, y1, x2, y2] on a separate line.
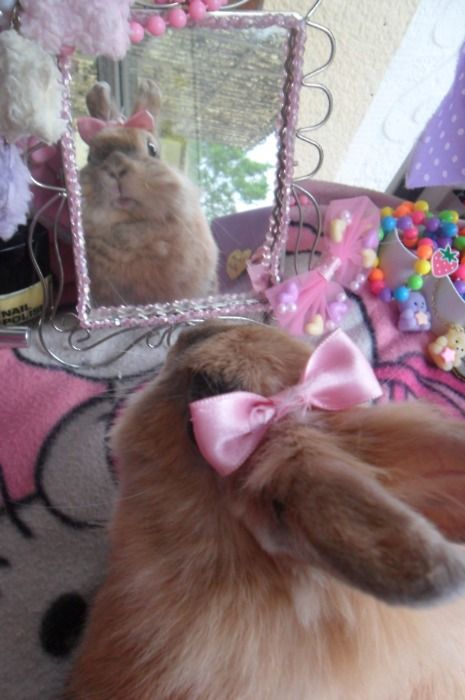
[190, 329, 382, 476]
[76, 110, 156, 145]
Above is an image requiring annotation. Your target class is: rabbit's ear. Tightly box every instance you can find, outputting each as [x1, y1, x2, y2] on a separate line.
[240, 424, 465, 607]
[86, 82, 120, 121]
[325, 402, 465, 543]
[77, 117, 107, 145]
[132, 79, 162, 125]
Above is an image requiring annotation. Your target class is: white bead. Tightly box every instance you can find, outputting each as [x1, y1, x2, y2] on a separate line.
[340, 209, 352, 223]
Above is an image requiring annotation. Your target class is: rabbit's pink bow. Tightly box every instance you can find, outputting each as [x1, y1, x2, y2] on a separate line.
[190, 329, 382, 476]
[76, 110, 155, 145]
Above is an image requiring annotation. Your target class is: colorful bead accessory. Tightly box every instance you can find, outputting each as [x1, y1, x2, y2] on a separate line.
[369, 200, 465, 305]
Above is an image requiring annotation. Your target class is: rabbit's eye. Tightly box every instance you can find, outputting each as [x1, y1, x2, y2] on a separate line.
[147, 141, 158, 158]
[272, 499, 286, 523]
[188, 371, 241, 446]
[189, 371, 240, 402]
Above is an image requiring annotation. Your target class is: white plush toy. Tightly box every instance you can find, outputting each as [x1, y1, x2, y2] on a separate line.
[0, 30, 66, 144]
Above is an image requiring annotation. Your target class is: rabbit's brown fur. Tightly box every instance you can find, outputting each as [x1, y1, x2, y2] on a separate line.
[66, 323, 465, 699]
[80, 82, 218, 308]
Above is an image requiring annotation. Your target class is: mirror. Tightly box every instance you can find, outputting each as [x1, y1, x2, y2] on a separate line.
[61, 11, 306, 328]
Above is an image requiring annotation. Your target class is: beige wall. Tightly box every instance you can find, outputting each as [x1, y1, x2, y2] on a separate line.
[264, 0, 421, 181]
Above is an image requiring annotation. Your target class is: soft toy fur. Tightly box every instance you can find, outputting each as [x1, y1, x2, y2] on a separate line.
[19, 0, 135, 60]
[0, 142, 32, 241]
[0, 30, 65, 144]
[66, 322, 465, 700]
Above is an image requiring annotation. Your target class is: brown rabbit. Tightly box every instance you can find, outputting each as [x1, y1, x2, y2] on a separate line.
[65, 322, 465, 700]
[78, 80, 218, 308]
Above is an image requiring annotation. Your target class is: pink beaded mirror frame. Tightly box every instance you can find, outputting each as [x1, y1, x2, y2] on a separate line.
[60, 11, 306, 330]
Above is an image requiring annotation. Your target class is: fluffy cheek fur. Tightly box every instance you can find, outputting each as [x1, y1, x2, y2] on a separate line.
[121, 160, 196, 221]
[81, 153, 204, 226]
[67, 399, 465, 700]
[80, 168, 122, 223]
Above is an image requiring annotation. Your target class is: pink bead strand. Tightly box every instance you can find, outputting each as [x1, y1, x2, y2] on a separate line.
[130, 1, 254, 43]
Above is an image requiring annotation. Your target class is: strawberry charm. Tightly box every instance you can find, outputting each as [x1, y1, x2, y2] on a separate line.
[431, 245, 460, 278]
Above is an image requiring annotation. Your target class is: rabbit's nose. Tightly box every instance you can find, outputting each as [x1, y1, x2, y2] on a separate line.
[105, 154, 129, 180]
[107, 162, 128, 180]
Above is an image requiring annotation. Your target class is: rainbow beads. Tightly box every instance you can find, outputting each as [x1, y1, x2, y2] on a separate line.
[393, 286, 410, 303]
[370, 200, 465, 302]
[414, 259, 431, 276]
[381, 216, 396, 234]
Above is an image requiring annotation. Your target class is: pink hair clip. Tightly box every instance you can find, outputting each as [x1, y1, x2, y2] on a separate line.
[266, 196, 380, 337]
[76, 110, 156, 146]
[190, 329, 382, 476]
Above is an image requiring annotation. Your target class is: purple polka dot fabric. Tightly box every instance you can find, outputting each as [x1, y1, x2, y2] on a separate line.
[406, 40, 465, 189]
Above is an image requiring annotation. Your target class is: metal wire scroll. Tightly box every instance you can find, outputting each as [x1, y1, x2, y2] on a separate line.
[292, 0, 335, 274]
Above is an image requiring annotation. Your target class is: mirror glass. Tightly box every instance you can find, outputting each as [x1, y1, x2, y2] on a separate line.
[63, 12, 305, 327]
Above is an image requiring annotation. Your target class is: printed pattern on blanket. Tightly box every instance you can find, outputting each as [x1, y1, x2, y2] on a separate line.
[361, 289, 465, 418]
[0, 338, 166, 700]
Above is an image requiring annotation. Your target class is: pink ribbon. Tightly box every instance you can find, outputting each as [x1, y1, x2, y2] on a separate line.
[265, 262, 343, 336]
[76, 109, 155, 145]
[258, 196, 381, 335]
[190, 329, 382, 476]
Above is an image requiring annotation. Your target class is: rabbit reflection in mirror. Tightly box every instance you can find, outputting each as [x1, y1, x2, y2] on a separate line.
[77, 80, 218, 308]
[65, 322, 465, 700]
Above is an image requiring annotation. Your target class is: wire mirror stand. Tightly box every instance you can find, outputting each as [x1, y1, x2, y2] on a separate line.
[23, 0, 335, 369]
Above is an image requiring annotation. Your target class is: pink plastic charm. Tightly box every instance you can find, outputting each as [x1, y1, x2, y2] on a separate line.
[276, 282, 299, 314]
[431, 246, 460, 278]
